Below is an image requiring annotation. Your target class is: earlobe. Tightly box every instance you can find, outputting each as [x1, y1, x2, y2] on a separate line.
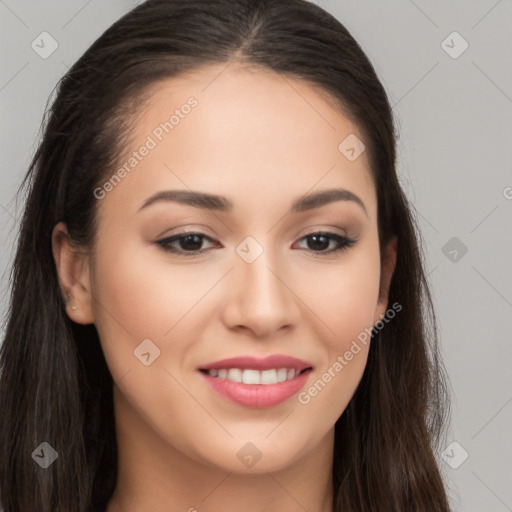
[51, 222, 95, 325]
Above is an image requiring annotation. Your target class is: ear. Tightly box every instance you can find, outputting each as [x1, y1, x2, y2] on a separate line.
[51, 221, 95, 325]
[373, 235, 397, 323]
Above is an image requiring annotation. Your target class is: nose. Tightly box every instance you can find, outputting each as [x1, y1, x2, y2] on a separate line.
[221, 246, 300, 339]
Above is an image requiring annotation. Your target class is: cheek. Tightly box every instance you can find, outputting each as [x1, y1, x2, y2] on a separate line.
[297, 245, 382, 349]
[293, 256, 379, 428]
[89, 237, 222, 377]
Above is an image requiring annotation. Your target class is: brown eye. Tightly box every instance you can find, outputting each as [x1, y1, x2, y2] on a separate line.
[295, 232, 357, 254]
[156, 232, 217, 255]
[155, 231, 357, 258]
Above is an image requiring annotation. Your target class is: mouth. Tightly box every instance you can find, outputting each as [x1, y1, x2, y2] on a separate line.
[198, 354, 313, 408]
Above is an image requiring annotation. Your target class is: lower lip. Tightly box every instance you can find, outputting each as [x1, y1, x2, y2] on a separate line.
[199, 370, 312, 409]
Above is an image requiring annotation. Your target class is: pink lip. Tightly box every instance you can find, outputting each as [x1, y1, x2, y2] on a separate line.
[198, 354, 312, 372]
[199, 369, 312, 409]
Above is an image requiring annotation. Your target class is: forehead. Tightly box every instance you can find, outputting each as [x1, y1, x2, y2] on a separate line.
[97, 63, 376, 221]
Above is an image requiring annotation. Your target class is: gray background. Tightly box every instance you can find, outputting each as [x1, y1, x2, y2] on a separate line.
[1, 1, 511, 510]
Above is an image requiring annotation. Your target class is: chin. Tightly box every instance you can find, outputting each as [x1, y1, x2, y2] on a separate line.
[194, 437, 309, 474]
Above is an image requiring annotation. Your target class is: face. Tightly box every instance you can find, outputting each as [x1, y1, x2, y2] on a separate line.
[54, 63, 396, 474]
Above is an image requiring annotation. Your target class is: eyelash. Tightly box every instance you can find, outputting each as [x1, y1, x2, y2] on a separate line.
[155, 231, 357, 257]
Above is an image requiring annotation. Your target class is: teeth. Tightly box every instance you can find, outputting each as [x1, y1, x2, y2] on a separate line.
[260, 369, 276, 384]
[206, 367, 301, 384]
[227, 368, 242, 383]
[242, 369, 260, 385]
[276, 368, 288, 383]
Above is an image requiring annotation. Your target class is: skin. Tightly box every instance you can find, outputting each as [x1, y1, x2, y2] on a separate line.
[52, 62, 396, 512]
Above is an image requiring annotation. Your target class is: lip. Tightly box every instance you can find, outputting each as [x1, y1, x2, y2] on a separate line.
[198, 354, 313, 372]
[199, 368, 313, 409]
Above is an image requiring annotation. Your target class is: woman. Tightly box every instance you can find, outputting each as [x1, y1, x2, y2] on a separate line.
[0, 0, 451, 510]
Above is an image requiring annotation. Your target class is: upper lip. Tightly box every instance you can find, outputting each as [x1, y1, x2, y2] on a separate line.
[199, 354, 313, 372]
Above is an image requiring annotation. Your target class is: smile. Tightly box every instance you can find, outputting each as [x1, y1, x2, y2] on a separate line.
[197, 354, 314, 408]
[201, 367, 306, 385]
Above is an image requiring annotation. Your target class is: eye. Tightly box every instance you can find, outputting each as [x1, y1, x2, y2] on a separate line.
[156, 230, 357, 257]
[294, 231, 357, 255]
[156, 232, 217, 255]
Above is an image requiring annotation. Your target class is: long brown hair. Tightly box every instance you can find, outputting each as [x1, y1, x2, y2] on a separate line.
[0, 1, 451, 510]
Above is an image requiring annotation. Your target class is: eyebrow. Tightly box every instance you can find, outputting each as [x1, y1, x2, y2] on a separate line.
[137, 187, 368, 217]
